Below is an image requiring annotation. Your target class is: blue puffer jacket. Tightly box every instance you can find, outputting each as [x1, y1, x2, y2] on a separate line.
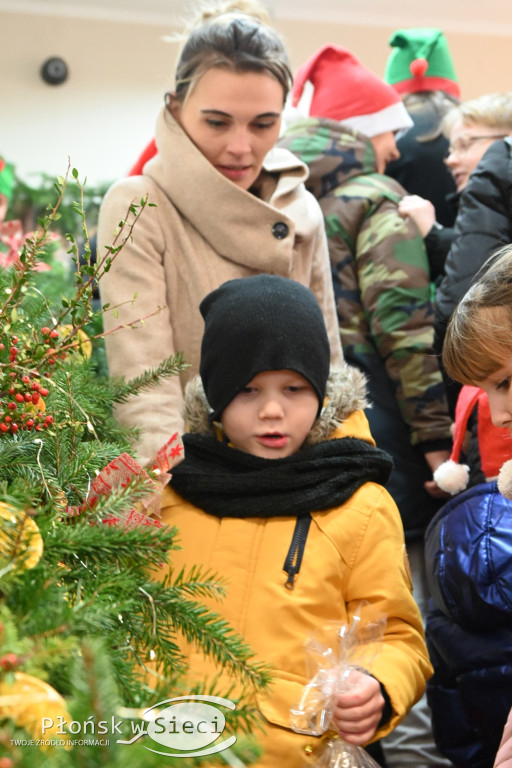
[424, 481, 512, 768]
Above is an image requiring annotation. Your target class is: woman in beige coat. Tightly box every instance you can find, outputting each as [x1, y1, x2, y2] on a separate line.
[97, 1, 342, 466]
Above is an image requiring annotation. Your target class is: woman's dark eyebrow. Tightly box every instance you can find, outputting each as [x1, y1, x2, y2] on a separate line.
[200, 109, 281, 118]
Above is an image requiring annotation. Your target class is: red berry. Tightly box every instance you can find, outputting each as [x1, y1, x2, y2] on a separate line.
[0, 424, 8, 433]
[31, 393, 39, 404]
[14, 394, 24, 403]
[21, 375, 30, 384]
[49, 329, 59, 339]
[0, 755, 15, 768]
[7, 388, 14, 395]
[41, 326, 51, 335]
[0, 652, 19, 670]
[30, 382, 40, 391]
[44, 415, 54, 425]
[4, 416, 11, 423]
[10, 424, 18, 433]
[7, 403, 16, 411]
[26, 419, 34, 428]
[9, 347, 17, 355]
[0, 343, 4, 350]
[24, 393, 32, 402]
[39, 388, 49, 397]
[11, 336, 18, 344]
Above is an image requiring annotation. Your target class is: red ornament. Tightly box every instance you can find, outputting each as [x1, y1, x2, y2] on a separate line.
[410, 58, 428, 78]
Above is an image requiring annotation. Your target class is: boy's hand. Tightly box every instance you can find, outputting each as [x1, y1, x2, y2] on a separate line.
[424, 448, 452, 499]
[331, 669, 384, 745]
[398, 194, 436, 237]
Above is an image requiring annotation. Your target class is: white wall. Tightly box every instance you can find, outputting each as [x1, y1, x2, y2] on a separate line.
[2, 5, 512, 187]
[1, 10, 181, 186]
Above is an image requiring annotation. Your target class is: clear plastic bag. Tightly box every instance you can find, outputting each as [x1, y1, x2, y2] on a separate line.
[306, 734, 382, 768]
[290, 606, 386, 767]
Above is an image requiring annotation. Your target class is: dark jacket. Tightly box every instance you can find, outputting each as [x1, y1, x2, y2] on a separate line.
[386, 105, 459, 283]
[425, 481, 512, 768]
[386, 111, 457, 229]
[434, 138, 512, 400]
[423, 223, 454, 284]
[435, 137, 512, 328]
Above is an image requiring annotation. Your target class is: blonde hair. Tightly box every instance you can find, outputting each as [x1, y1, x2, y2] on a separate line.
[184, 0, 272, 28]
[443, 245, 512, 385]
[443, 91, 512, 136]
[171, 0, 292, 105]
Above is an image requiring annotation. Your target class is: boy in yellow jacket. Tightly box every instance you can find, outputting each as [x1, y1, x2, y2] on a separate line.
[156, 274, 431, 767]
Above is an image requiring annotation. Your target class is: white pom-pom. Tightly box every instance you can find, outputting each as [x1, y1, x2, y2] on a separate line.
[433, 460, 470, 494]
[497, 459, 512, 499]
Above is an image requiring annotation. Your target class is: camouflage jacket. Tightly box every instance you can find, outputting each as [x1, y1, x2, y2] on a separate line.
[279, 118, 451, 449]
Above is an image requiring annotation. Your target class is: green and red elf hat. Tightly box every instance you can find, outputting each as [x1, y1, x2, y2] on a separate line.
[384, 28, 460, 99]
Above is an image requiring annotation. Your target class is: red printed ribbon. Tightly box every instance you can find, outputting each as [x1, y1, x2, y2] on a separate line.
[66, 432, 184, 528]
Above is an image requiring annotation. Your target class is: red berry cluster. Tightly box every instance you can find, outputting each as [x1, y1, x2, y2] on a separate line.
[0, 653, 19, 672]
[40, 325, 63, 366]
[0, 331, 55, 435]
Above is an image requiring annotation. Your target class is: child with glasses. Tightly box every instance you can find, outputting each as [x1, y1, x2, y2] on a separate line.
[398, 91, 512, 295]
[434, 93, 512, 415]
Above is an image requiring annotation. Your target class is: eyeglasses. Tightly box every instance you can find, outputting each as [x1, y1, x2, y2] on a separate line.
[447, 134, 508, 157]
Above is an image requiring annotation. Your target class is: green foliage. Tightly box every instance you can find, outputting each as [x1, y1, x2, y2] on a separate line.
[9, 169, 110, 242]
[0, 168, 269, 767]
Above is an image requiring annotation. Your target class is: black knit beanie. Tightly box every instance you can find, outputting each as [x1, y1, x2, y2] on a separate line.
[199, 275, 331, 422]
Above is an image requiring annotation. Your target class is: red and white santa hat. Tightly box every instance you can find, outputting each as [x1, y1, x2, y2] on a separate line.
[433, 385, 512, 499]
[291, 44, 413, 137]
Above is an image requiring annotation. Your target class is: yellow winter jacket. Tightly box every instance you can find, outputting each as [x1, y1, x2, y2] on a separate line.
[154, 365, 432, 767]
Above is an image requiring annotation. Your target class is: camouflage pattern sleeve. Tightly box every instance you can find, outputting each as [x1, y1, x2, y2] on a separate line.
[324, 176, 451, 446]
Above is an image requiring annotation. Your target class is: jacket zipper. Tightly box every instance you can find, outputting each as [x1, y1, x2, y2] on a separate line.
[283, 513, 312, 590]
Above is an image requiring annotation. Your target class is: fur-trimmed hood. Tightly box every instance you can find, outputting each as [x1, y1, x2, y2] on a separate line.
[182, 362, 370, 445]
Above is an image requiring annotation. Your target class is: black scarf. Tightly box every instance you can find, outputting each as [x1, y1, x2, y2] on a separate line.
[170, 433, 393, 518]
